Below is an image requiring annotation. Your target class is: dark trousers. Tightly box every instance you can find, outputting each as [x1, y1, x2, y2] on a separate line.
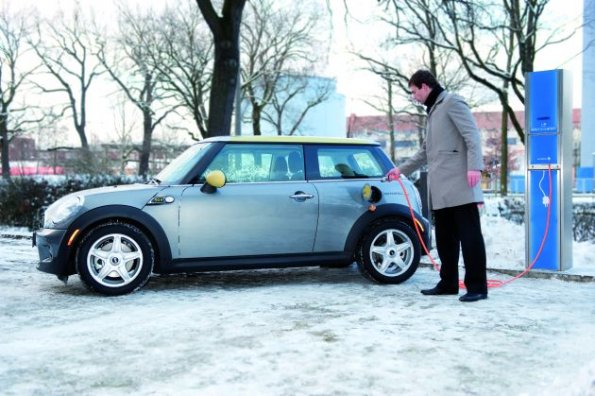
[434, 203, 487, 294]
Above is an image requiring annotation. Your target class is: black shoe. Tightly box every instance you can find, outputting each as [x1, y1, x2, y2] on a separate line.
[459, 292, 488, 302]
[420, 286, 459, 296]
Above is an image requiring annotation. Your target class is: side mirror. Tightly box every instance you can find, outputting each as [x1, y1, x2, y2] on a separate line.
[200, 170, 226, 194]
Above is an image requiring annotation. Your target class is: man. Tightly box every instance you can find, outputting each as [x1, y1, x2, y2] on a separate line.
[386, 70, 488, 302]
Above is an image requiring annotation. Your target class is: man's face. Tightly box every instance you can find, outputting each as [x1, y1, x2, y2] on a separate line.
[410, 83, 431, 105]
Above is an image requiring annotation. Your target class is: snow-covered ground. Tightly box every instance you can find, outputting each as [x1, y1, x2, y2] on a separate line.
[0, 201, 594, 395]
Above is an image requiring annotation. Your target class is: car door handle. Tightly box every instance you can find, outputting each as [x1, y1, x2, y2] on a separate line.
[290, 191, 314, 200]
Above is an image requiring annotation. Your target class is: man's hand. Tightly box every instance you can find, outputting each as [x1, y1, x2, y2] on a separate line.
[467, 170, 481, 187]
[386, 167, 401, 182]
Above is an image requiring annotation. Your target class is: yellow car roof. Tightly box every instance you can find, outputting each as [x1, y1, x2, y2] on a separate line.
[202, 135, 379, 145]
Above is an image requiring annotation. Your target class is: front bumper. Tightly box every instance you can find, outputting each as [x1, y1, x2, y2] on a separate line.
[34, 228, 73, 276]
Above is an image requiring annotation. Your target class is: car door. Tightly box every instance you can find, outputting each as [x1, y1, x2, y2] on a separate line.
[305, 144, 388, 252]
[178, 143, 318, 258]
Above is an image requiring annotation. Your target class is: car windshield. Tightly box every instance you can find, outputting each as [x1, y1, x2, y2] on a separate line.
[153, 143, 211, 184]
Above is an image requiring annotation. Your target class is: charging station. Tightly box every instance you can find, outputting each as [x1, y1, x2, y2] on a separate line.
[525, 70, 573, 271]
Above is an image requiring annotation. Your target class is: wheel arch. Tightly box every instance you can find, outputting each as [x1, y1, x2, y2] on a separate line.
[344, 203, 429, 257]
[60, 205, 172, 275]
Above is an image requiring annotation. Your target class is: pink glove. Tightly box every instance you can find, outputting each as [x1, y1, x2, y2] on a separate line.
[467, 170, 481, 187]
[386, 168, 401, 181]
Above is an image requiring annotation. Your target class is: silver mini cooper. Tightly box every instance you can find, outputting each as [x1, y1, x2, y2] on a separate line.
[34, 136, 429, 295]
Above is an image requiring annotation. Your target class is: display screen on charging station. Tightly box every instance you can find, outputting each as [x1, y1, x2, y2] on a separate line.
[529, 71, 559, 165]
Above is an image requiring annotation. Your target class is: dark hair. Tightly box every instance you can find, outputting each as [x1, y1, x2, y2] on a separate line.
[408, 70, 440, 89]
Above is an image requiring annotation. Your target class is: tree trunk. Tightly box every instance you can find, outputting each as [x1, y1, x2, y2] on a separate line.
[139, 110, 153, 177]
[387, 81, 395, 163]
[0, 118, 10, 180]
[75, 125, 94, 173]
[499, 104, 509, 196]
[252, 105, 262, 136]
[197, 0, 247, 138]
[76, 127, 89, 150]
[208, 43, 239, 136]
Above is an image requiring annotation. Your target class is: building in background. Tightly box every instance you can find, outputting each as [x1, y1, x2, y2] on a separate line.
[347, 109, 585, 192]
[239, 75, 346, 137]
[579, 1, 595, 190]
[3, 137, 186, 176]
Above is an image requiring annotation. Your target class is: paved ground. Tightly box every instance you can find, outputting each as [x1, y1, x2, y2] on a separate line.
[1, 236, 594, 395]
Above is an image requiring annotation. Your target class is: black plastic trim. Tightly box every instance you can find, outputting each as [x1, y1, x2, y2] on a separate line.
[40, 205, 172, 276]
[167, 252, 352, 273]
[343, 203, 431, 254]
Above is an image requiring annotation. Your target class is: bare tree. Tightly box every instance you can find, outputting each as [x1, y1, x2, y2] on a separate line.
[152, 1, 213, 141]
[439, 0, 572, 194]
[195, 0, 246, 137]
[260, 74, 332, 136]
[240, 0, 331, 136]
[109, 94, 138, 174]
[362, 68, 400, 163]
[97, 4, 179, 177]
[0, 5, 40, 180]
[378, 0, 576, 194]
[381, 0, 575, 143]
[29, 5, 104, 171]
[351, 1, 482, 162]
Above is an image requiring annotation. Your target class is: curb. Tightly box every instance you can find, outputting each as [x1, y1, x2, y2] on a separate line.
[420, 262, 595, 283]
[1, 233, 32, 240]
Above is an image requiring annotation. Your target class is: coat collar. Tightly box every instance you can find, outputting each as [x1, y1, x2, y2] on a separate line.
[428, 91, 448, 117]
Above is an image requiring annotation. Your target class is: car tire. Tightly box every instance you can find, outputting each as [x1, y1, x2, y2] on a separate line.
[76, 222, 154, 295]
[357, 219, 420, 284]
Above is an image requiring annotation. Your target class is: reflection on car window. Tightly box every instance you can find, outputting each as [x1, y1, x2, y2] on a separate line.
[317, 147, 384, 179]
[202, 144, 305, 183]
[155, 143, 211, 184]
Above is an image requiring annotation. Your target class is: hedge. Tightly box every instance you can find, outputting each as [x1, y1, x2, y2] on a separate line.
[0, 175, 143, 230]
[490, 196, 595, 243]
[1, 178, 594, 243]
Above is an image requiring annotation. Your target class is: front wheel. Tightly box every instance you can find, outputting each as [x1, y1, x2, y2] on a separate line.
[76, 222, 154, 295]
[357, 220, 420, 284]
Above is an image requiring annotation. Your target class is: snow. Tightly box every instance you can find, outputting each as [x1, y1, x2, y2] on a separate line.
[0, 206, 594, 395]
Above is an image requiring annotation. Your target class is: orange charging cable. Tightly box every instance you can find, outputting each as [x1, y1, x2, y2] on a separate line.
[394, 164, 552, 289]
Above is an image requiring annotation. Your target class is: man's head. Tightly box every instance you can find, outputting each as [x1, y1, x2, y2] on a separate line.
[408, 70, 440, 104]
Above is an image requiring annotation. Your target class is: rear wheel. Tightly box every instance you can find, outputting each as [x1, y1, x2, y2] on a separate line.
[357, 220, 420, 284]
[76, 222, 154, 295]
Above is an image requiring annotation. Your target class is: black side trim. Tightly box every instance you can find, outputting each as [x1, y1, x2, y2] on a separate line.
[344, 203, 430, 253]
[165, 252, 351, 274]
[58, 205, 172, 275]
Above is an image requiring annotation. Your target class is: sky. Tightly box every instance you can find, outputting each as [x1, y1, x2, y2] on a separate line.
[328, 0, 585, 115]
[1, 195, 594, 395]
[0, 0, 586, 146]
[5, 0, 586, 112]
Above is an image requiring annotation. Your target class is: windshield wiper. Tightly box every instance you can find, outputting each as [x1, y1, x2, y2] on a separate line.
[148, 178, 161, 185]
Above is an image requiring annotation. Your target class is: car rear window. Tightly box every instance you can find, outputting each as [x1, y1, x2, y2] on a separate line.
[307, 145, 385, 180]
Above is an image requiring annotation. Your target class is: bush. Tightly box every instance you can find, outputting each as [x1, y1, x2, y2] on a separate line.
[0, 175, 143, 230]
[489, 196, 595, 243]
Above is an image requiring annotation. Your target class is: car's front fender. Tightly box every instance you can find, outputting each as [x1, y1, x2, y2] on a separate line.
[45, 205, 173, 276]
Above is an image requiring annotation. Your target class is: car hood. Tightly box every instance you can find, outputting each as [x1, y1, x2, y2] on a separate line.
[74, 183, 169, 210]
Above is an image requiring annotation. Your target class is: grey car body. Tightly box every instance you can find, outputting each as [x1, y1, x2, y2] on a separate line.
[34, 136, 430, 295]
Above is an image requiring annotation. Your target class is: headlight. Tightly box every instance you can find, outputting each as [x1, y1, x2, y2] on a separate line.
[43, 195, 84, 228]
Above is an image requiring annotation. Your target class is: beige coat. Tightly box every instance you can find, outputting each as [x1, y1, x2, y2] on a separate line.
[399, 91, 484, 210]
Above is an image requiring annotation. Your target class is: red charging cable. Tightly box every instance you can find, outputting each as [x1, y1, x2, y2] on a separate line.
[394, 164, 552, 289]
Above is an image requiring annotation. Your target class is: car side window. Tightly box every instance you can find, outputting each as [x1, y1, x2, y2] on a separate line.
[314, 146, 384, 180]
[201, 144, 305, 183]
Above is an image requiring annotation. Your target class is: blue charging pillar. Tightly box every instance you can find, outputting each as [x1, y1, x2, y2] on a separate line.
[525, 70, 573, 271]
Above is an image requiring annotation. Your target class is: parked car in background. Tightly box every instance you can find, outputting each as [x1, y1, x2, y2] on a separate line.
[34, 136, 429, 295]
